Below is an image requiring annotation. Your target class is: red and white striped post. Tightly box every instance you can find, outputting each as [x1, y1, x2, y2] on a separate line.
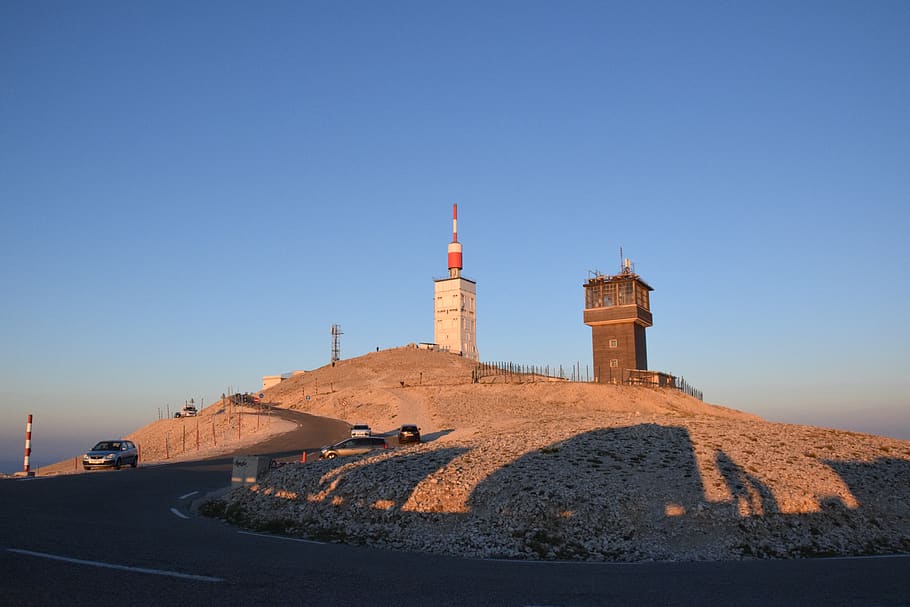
[23, 414, 33, 474]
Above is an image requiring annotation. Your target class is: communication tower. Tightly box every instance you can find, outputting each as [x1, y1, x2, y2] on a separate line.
[583, 258, 653, 382]
[433, 204, 478, 359]
[330, 323, 343, 363]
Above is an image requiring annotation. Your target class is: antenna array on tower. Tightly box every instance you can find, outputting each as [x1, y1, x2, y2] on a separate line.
[330, 324, 343, 363]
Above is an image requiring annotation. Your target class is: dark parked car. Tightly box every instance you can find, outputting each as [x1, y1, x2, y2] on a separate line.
[83, 440, 139, 470]
[320, 437, 388, 459]
[397, 424, 421, 445]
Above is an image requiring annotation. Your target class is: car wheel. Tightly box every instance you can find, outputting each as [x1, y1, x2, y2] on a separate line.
[131, 457, 138, 468]
[114, 458, 121, 470]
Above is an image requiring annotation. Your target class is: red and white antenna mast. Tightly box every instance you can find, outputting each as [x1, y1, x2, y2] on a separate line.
[447, 203, 463, 278]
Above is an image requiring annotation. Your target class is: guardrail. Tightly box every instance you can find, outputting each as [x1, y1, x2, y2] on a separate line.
[472, 361, 703, 401]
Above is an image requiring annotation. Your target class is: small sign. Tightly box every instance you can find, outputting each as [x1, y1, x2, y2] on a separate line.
[259, 393, 264, 399]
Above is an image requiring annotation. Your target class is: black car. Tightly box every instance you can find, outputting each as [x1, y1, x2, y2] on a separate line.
[320, 437, 389, 459]
[397, 424, 421, 445]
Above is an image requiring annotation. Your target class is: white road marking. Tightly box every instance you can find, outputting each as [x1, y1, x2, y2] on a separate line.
[170, 507, 190, 519]
[819, 553, 910, 561]
[481, 557, 637, 566]
[484, 553, 910, 566]
[6, 548, 223, 582]
[178, 491, 199, 500]
[238, 530, 326, 545]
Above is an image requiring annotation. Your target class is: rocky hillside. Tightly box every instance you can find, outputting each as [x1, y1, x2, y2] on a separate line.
[211, 346, 910, 561]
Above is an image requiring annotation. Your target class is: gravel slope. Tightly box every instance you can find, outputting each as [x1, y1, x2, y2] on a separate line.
[210, 347, 910, 561]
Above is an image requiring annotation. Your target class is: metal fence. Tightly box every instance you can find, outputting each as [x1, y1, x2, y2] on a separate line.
[473, 360, 703, 401]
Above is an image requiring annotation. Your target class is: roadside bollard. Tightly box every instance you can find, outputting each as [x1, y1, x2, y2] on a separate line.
[300, 451, 307, 463]
[23, 414, 33, 474]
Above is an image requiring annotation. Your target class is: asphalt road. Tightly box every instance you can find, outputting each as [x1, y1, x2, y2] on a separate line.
[2, 409, 908, 606]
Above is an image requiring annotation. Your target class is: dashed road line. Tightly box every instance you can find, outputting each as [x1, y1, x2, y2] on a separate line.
[178, 490, 199, 500]
[6, 548, 223, 582]
[170, 507, 190, 519]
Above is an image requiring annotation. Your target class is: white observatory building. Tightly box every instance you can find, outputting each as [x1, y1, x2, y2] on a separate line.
[433, 204, 478, 360]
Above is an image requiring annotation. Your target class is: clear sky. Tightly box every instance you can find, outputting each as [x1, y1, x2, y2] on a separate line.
[2, 1, 908, 471]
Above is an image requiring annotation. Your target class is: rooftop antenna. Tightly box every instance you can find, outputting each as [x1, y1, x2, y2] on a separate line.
[330, 324, 343, 363]
[447, 203, 463, 278]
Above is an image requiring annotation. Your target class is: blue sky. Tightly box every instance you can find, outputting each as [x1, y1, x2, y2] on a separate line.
[2, 1, 908, 470]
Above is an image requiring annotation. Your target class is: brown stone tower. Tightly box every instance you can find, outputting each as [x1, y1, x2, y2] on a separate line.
[583, 259, 654, 382]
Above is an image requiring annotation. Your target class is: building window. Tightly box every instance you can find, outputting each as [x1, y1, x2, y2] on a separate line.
[636, 286, 649, 310]
[608, 339, 618, 348]
[609, 359, 619, 368]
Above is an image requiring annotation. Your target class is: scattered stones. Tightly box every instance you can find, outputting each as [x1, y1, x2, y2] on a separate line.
[212, 349, 910, 561]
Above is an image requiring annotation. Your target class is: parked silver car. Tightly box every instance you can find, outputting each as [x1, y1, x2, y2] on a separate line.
[83, 440, 139, 470]
[320, 437, 388, 459]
